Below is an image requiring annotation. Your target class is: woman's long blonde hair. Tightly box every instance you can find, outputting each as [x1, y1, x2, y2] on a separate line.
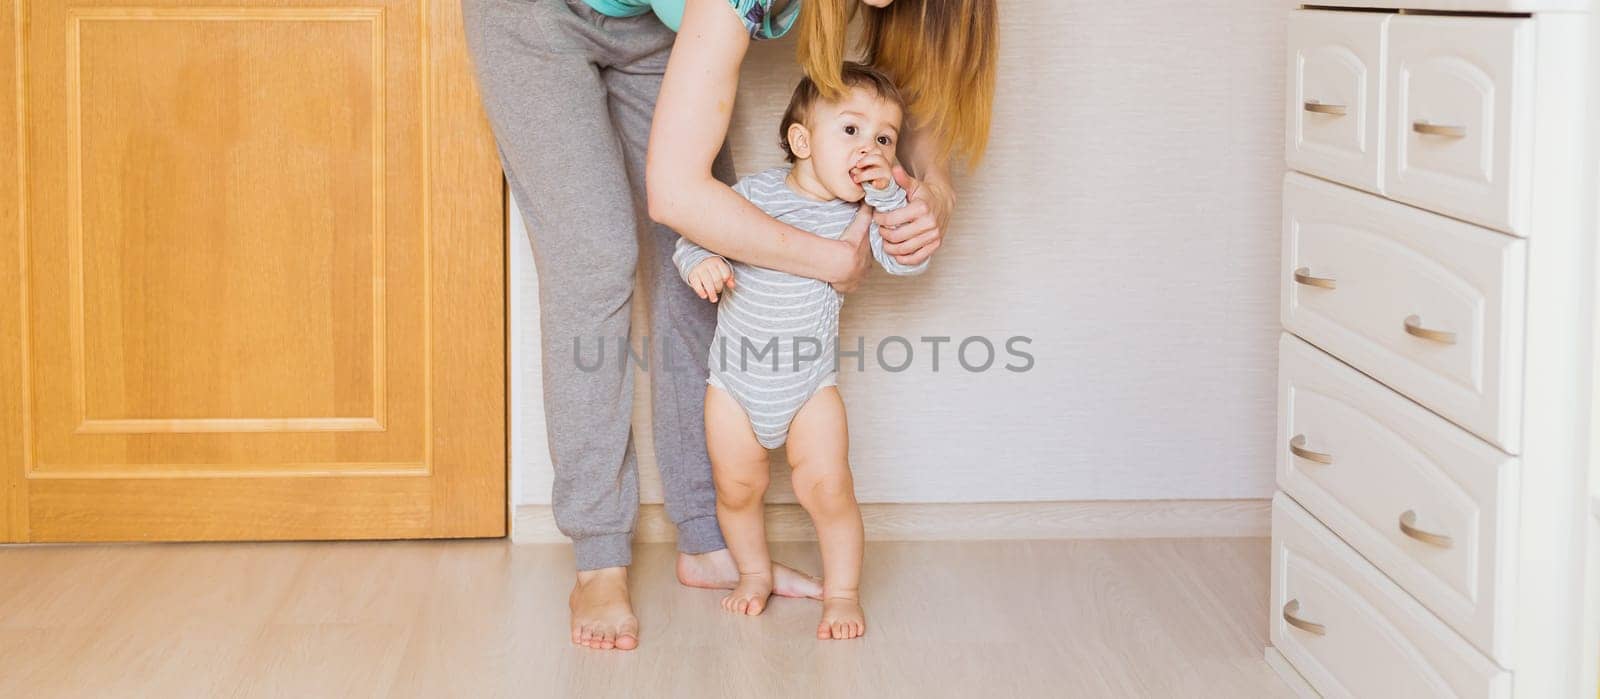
[797, 0, 998, 168]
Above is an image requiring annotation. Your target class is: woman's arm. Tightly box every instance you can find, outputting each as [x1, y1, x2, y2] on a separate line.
[647, 0, 870, 286]
[871, 124, 958, 267]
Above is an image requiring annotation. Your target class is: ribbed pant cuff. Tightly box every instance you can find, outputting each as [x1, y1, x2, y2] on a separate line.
[572, 532, 633, 571]
[675, 514, 726, 555]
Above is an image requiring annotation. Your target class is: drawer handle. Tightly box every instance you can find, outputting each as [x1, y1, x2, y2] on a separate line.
[1403, 315, 1457, 345]
[1399, 510, 1454, 548]
[1412, 121, 1466, 138]
[1282, 599, 1326, 636]
[1304, 101, 1348, 116]
[1289, 434, 1333, 464]
[1293, 267, 1337, 289]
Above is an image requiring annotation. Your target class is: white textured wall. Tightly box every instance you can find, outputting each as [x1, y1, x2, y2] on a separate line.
[512, 0, 1291, 508]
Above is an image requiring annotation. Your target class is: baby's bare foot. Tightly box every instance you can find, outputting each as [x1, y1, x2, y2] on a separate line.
[677, 549, 823, 600]
[721, 570, 774, 616]
[569, 567, 639, 651]
[817, 595, 866, 640]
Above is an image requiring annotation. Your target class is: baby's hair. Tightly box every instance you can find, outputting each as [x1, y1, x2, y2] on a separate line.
[779, 62, 906, 163]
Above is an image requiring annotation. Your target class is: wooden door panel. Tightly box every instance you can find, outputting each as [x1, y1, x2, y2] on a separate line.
[2, 0, 505, 541]
[72, 10, 385, 429]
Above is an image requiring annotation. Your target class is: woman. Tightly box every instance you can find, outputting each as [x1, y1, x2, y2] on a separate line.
[461, 0, 996, 651]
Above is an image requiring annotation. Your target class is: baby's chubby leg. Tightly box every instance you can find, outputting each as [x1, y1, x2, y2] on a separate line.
[705, 384, 776, 615]
[785, 386, 866, 640]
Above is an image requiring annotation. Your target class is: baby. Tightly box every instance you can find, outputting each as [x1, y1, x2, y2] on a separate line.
[672, 63, 925, 640]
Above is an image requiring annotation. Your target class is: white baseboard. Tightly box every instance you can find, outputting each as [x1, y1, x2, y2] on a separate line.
[510, 499, 1269, 544]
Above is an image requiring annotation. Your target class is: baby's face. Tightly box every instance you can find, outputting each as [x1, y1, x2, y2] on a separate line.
[803, 88, 902, 201]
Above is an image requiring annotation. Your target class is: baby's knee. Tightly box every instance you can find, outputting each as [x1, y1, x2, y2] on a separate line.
[800, 470, 857, 517]
[714, 472, 769, 508]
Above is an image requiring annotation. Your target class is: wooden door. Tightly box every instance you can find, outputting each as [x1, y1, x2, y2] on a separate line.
[0, 0, 506, 541]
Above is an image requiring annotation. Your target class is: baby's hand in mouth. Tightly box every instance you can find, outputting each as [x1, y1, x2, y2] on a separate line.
[849, 152, 894, 190]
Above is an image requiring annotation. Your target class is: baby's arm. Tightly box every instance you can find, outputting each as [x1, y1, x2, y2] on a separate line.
[673, 236, 736, 303]
[672, 174, 768, 301]
[672, 173, 757, 285]
[672, 235, 722, 285]
[862, 178, 929, 276]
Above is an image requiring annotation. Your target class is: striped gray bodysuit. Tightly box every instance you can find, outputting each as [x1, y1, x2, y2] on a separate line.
[673, 166, 926, 448]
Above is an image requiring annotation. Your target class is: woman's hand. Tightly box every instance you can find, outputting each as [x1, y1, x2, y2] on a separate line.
[873, 165, 954, 267]
[830, 205, 875, 295]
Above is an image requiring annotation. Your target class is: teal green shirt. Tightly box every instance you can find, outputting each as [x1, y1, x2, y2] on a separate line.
[584, 0, 799, 39]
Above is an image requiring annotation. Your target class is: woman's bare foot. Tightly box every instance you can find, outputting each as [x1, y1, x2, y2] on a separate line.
[569, 567, 639, 651]
[817, 595, 866, 640]
[721, 570, 774, 615]
[676, 549, 823, 600]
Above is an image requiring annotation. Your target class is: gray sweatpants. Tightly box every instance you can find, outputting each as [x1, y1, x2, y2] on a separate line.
[462, 0, 735, 570]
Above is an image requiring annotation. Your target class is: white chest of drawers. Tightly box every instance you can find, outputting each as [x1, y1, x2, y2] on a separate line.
[1267, 3, 1600, 697]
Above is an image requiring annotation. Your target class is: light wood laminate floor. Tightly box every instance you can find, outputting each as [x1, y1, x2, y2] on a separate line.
[0, 538, 1290, 698]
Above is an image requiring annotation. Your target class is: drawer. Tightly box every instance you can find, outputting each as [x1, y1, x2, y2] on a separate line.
[1281, 172, 1526, 452]
[1286, 9, 1390, 193]
[1277, 333, 1517, 665]
[1271, 493, 1511, 698]
[1385, 15, 1533, 235]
